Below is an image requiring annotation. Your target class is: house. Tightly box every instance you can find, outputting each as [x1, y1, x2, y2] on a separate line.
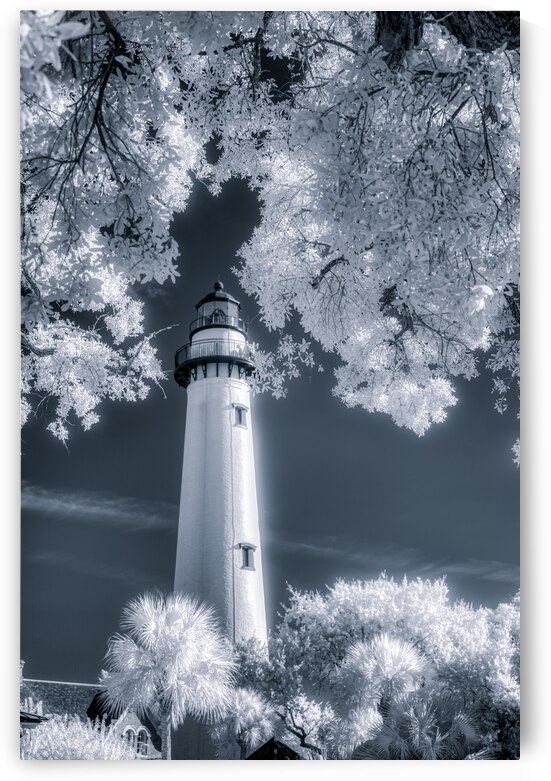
[20, 676, 161, 759]
[20, 709, 48, 730]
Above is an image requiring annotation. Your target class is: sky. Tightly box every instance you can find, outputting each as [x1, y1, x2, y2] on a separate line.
[20, 174, 520, 686]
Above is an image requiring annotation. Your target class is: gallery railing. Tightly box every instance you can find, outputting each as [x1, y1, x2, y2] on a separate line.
[175, 339, 255, 367]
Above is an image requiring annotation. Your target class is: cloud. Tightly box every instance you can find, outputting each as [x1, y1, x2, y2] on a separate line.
[269, 534, 519, 585]
[26, 550, 76, 569]
[416, 557, 520, 584]
[25, 548, 169, 588]
[21, 482, 178, 534]
[268, 535, 417, 570]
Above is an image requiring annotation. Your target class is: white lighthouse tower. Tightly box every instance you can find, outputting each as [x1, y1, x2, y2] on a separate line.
[173, 282, 267, 646]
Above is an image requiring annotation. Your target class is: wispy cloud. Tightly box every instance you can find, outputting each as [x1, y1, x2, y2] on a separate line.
[26, 549, 168, 587]
[267, 535, 418, 570]
[21, 482, 178, 534]
[415, 557, 519, 584]
[269, 534, 519, 585]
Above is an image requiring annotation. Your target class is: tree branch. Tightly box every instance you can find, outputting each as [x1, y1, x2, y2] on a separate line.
[21, 334, 55, 357]
[311, 257, 349, 289]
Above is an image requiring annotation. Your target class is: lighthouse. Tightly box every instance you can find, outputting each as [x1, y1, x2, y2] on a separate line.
[173, 282, 267, 646]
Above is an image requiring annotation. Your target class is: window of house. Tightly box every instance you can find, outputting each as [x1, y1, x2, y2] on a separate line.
[136, 729, 149, 756]
[239, 542, 256, 570]
[234, 404, 248, 427]
[123, 727, 136, 748]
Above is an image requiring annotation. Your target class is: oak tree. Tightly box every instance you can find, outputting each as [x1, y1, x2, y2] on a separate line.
[21, 11, 519, 445]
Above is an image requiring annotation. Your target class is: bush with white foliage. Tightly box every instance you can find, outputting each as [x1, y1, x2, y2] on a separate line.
[236, 576, 520, 759]
[20, 714, 138, 760]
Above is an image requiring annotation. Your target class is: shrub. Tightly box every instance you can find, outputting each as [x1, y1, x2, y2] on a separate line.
[20, 714, 138, 760]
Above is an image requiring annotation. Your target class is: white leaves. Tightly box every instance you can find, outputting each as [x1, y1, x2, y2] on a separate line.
[21, 11, 207, 439]
[20, 10, 520, 440]
[266, 575, 519, 758]
[223, 15, 518, 433]
[511, 438, 520, 467]
[20, 714, 139, 761]
[46, 419, 69, 443]
[101, 593, 235, 733]
[333, 352, 458, 436]
[209, 688, 276, 758]
[337, 634, 430, 709]
[20, 11, 90, 125]
[248, 336, 317, 399]
[23, 312, 165, 440]
[468, 284, 494, 316]
[20, 11, 90, 70]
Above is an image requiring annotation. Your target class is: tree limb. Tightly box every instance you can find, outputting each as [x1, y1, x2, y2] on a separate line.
[432, 11, 520, 52]
[311, 257, 349, 289]
[21, 334, 55, 357]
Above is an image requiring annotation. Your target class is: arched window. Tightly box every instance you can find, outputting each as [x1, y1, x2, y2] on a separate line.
[123, 727, 136, 749]
[136, 728, 149, 756]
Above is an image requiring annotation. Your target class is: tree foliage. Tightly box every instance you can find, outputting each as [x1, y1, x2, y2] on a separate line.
[21, 10, 202, 440]
[352, 690, 478, 760]
[208, 687, 276, 759]
[236, 576, 520, 759]
[99, 592, 235, 760]
[20, 714, 138, 760]
[21, 11, 519, 443]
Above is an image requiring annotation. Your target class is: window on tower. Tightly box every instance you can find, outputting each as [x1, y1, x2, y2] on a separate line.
[239, 543, 256, 570]
[234, 404, 248, 427]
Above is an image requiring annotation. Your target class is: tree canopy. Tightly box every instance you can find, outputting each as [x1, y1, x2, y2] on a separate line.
[20, 11, 519, 446]
[235, 575, 520, 759]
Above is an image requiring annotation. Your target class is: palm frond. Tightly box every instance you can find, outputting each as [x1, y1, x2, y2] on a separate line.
[337, 706, 383, 758]
[209, 687, 276, 758]
[101, 592, 236, 735]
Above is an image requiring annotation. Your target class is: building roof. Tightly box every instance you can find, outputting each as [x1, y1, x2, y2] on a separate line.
[20, 677, 162, 757]
[20, 710, 48, 725]
[21, 679, 101, 721]
[246, 737, 302, 760]
[87, 691, 162, 753]
[195, 281, 241, 309]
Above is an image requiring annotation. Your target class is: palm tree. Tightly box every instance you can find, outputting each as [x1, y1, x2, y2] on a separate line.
[352, 690, 479, 760]
[335, 706, 383, 759]
[99, 592, 235, 760]
[209, 687, 276, 759]
[335, 634, 479, 760]
[336, 633, 430, 713]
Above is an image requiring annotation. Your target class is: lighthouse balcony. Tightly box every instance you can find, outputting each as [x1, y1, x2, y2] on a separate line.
[174, 339, 255, 387]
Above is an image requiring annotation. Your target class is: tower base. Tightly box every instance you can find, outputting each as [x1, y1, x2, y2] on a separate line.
[172, 719, 238, 760]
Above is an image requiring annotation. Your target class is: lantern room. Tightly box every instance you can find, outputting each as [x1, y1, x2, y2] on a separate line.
[174, 282, 255, 388]
[189, 281, 247, 338]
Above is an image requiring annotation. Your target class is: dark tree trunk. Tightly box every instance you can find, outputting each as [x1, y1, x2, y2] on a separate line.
[375, 11, 424, 56]
[432, 11, 520, 52]
[375, 11, 520, 60]
[160, 711, 172, 760]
